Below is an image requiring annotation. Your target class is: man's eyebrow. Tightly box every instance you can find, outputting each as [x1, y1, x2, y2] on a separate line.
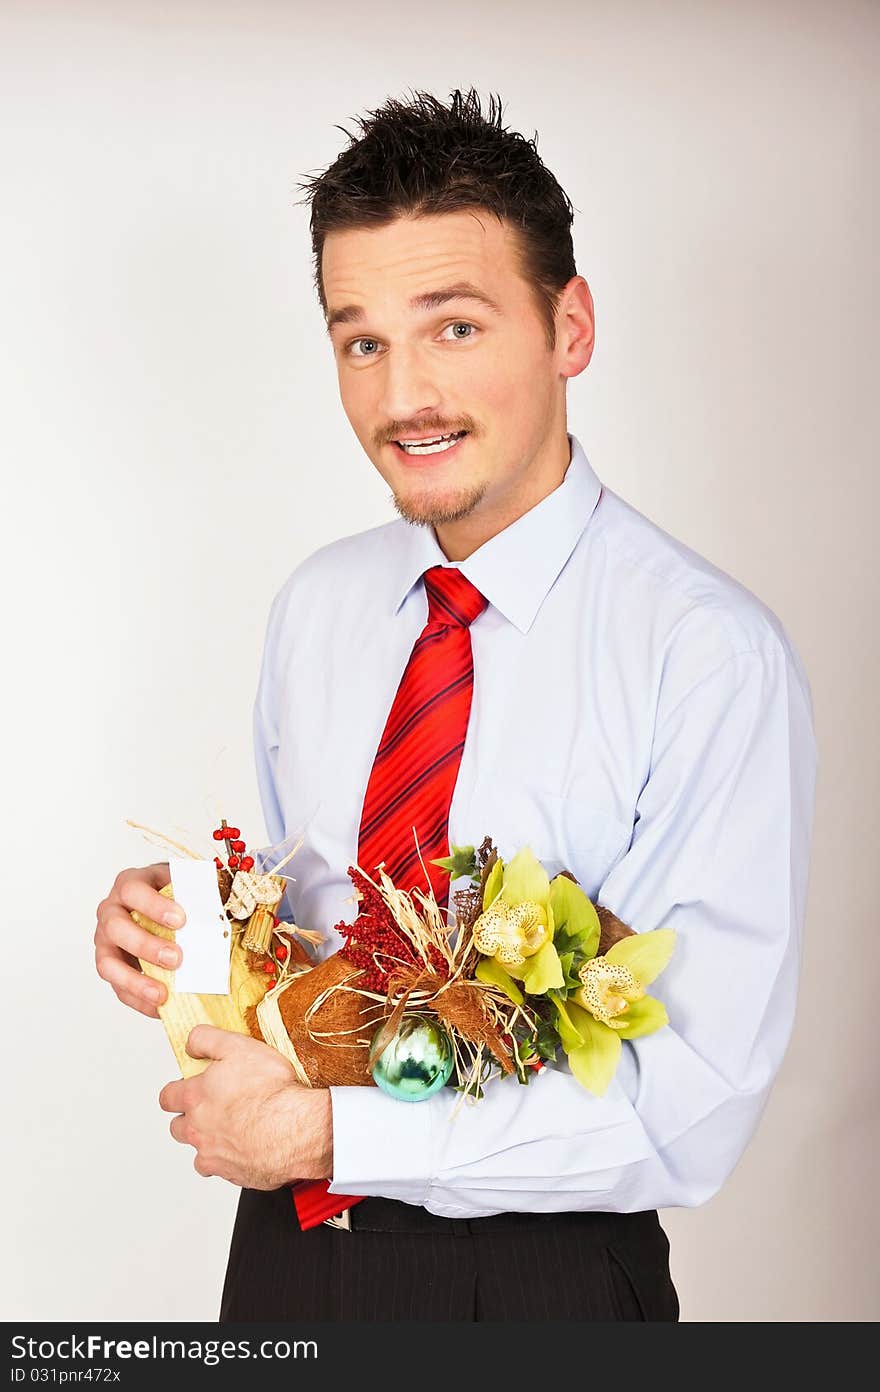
[325, 282, 503, 334]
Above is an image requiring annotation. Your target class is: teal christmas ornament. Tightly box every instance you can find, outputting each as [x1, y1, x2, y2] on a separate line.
[371, 1013, 455, 1101]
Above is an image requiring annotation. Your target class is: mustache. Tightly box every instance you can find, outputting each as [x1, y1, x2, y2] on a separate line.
[378, 420, 476, 445]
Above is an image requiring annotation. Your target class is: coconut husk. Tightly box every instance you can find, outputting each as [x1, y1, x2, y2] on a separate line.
[429, 979, 515, 1074]
[595, 903, 636, 955]
[244, 953, 382, 1088]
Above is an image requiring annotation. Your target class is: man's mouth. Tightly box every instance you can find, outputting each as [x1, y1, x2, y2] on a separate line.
[392, 430, 469, 456]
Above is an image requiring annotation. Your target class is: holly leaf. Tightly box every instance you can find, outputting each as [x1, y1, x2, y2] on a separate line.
[535, 1018, 560, 1062]
[453, 1082, 485, 1100]
[559, 950, 582, 992]
[553, 925, 583, 956]
[430, 843, 477, 880]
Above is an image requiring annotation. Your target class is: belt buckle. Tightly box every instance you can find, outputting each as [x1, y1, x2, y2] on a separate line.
[323, 1207, 352, 1231]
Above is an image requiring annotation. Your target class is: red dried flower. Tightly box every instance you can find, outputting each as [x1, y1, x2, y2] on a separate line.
[334, 866, 449, 992]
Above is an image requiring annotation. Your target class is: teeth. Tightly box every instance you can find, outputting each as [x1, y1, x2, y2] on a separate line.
[398, 432, 465, 456]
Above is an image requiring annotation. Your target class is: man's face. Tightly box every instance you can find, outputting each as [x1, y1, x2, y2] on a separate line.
[322, 210, 588, 534]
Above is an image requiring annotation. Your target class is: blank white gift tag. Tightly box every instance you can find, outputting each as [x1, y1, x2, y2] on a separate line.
[169, 858, 231, 995]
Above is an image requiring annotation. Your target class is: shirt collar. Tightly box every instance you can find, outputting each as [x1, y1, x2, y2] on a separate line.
[391, 433, 603, 634]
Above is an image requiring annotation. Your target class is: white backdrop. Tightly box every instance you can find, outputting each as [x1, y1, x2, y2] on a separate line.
[1, 0, 876, 1322]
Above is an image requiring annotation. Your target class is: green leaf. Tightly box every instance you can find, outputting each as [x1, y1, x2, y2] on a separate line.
[560, 950, 588, 993]
[521, 940, 564, 995]
[475, 955, 524, 1005]
[565, 1015, 622, 1096]
[605, 928, 676, 987]
[482, 858, 504, 910]
[549, 875, 601, 959]
[430, 844, 478, 880]
[498, 846, 551, 908]
[569, 949, 590, 984]
[453, 1082, 485, 1100]
[534, 1018, 560, 1062]
[553, 925, 583, 956]
[615, 994, 669, 1040]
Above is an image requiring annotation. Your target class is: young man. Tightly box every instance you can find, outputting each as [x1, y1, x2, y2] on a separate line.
[94, 90, 818, 1322]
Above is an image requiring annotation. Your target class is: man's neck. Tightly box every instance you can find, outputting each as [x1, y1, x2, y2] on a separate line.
[434, 428, 573, 562]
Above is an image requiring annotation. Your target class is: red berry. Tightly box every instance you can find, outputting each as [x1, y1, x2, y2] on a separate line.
[212, 829, 224, 841]
[272, 915, 280, 926]
[262, 960, 275, 973]
[275, 944, 288, 962]
[213, 856, 223, 869]
[226, 827, 241, 840]
[228, 854, 240, 869]
[231, 840, 246, 853]
[240, 855, 255, 871]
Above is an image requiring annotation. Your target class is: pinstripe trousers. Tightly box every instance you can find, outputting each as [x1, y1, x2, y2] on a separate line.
[219, 1188, 680, 1322]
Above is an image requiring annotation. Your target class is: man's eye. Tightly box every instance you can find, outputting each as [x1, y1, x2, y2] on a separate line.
[348, 337, 381, 358]
[441, 322, 477, 341]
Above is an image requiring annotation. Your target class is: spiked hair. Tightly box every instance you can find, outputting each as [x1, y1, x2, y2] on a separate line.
[296, 88, 577, 350]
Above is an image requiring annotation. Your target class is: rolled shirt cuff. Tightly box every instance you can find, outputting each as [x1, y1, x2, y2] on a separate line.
[327, 1084, 434, 1207]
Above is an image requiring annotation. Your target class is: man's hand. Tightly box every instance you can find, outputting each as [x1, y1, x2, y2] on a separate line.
[158, 1024, 333, 1190]
[94, 863, 184, 1017]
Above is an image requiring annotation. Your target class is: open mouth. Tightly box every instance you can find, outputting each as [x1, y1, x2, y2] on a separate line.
[392, 430, 469, 457]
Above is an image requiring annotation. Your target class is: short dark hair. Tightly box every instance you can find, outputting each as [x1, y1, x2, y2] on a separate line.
[296, 88, 577, 351]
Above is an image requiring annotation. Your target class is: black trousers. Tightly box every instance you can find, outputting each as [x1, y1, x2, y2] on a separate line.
[219, 1187, 680, 1322]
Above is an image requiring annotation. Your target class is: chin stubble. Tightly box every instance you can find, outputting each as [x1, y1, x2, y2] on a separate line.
[390, 482, 488, 527]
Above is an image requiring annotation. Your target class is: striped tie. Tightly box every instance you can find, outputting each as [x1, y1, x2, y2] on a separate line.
[358, 565, 488, 905]
[293, 565, 487, 1231]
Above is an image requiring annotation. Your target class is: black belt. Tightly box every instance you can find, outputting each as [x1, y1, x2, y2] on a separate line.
[342, 1195, 660, 1243]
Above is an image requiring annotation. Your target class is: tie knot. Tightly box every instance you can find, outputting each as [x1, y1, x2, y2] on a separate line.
[423, 566, 488, 628]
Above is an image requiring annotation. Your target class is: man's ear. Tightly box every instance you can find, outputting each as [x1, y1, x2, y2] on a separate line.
[558, 276, 595, 378]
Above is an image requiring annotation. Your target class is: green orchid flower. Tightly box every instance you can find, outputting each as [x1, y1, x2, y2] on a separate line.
[557, 928, 676, 1096]
[473, 847, 564, 995]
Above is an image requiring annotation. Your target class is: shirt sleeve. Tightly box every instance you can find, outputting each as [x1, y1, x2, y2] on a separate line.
[252, 586, 299, 924]
[328, 635, 819, 1217]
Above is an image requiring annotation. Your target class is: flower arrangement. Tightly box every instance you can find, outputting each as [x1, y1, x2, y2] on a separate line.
[130, 820, 675, 1100]
[328, 836, 675, 1099]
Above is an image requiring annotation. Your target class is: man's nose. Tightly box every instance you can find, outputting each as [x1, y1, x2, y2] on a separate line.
[377, 343, 442, 424]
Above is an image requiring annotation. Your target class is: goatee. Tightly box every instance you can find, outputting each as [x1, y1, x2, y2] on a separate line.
[390, 483, 487, 527]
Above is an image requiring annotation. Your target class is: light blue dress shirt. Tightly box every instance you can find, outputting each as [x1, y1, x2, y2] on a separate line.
[253, 434, 818, 1217]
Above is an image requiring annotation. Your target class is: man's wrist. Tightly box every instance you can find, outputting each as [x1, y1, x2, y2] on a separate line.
[284, 1084, 333, 1183]
[309, 1087, 334, 1180]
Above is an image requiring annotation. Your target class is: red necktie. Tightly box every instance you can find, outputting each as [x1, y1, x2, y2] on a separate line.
[293, 565, 488, 1231]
